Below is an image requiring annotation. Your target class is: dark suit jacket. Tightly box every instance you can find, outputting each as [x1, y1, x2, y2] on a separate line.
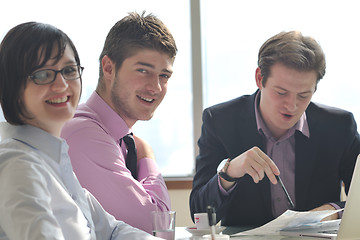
[190, 91, 360, 227]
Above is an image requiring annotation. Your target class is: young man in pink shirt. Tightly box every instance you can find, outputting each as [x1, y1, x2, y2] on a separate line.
[61, 12, 177, 233]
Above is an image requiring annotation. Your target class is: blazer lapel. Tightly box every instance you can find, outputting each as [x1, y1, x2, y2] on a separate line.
[236, 91, 273, 216]
[294, 130, 317, 210]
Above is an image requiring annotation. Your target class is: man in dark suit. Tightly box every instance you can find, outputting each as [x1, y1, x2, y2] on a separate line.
[190, 31, 360, 227]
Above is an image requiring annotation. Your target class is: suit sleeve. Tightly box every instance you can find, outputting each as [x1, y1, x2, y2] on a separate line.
[190, 108, 235, 223]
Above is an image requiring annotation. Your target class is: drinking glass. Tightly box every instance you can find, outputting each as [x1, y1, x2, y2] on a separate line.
[151, 211, 176, 240]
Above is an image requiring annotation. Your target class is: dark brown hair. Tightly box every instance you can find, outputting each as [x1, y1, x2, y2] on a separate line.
[0, 22, 81, 125]
[97, 11, 177, 90]
[258, 31, 326, 87]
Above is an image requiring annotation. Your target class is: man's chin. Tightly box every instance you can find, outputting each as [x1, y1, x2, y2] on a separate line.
[138, 114, 154, 121]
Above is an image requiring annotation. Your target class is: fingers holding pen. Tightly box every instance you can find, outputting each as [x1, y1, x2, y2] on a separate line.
[226, 146, 280, 184]
[255, 147, 280, 184]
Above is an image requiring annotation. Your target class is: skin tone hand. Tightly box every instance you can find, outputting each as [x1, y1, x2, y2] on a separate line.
[311, 204, 338, 221]
[220, 146, 280, 190]
[220, 147, 339, 220]
[133, 135, 155, 161]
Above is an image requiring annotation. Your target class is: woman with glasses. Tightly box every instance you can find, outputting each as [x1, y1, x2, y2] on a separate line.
[0, 22, 158, 239]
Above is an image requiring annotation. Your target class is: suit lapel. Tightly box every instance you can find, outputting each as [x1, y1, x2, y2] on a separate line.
[294, 117, 318, 210]
[235, 91, 273, 216]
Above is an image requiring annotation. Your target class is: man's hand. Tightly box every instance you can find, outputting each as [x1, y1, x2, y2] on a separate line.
[133, 135, 155, 160]
[311, 204, 339, 221]
[220, 146, 280, 190]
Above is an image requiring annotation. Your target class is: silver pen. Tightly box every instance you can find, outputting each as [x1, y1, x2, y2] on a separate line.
[276, 175, 295, 209]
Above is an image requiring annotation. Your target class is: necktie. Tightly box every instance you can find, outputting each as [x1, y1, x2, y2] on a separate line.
[122, 133, 138, 180]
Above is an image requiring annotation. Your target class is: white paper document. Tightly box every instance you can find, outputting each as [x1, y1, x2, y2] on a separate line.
[232, 209, 343, 236]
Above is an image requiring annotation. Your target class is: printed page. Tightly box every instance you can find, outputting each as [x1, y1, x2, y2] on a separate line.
[232, 209, 342, 236]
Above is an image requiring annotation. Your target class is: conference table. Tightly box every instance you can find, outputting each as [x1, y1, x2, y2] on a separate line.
[174, 226, 326, 239]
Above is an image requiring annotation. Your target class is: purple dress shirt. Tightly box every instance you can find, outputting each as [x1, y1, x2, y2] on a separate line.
[218, 91, 309, 217]
[218, 91, 343, 218]
[254, 91, 308, 217]
[61, 91, 170, 234]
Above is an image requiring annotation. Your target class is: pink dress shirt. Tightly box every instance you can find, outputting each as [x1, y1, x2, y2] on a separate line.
[61, 91, 170, 234]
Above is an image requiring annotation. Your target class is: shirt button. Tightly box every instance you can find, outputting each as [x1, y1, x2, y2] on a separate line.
[72, 195, 77, 201]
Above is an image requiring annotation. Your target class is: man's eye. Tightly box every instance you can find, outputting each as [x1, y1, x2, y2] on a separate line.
[299, 94, 309, 99]
[137, 69, 147, 73]
[277, 91, 286, 96]
[160, 74, 170, 79]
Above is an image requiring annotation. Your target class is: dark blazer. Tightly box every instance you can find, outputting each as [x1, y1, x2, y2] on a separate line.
[190, 91, 360, 227]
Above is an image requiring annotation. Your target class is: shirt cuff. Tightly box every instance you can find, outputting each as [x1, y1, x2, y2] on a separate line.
[328, 202, 344, 219]
[217, 176, 237, 196]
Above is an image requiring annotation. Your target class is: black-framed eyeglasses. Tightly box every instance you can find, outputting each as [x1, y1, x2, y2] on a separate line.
[28, 65, 84, 85]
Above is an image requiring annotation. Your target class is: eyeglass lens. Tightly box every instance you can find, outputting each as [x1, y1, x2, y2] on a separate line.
[30, 65, 83, 85]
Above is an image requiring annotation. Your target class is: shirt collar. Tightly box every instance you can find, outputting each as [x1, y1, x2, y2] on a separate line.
[254, 91, 310, 140]
[84, 91, 132, 141]
[0, 122, 67, 163]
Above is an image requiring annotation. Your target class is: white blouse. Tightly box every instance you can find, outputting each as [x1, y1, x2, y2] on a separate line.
[0, 122, 157, 240]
